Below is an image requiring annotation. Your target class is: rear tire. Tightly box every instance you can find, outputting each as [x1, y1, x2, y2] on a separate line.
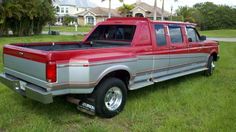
[204, 56, 215, 76]
[93, 78, 127, 118]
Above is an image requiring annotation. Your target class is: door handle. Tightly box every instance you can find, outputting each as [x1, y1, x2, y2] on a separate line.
[171, 46, 176, 49]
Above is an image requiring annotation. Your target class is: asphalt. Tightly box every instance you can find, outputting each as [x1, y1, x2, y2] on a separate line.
[42, 31, 88, 36]
[207, 37, 236, 42]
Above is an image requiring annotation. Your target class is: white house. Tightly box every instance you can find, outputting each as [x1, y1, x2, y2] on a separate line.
[53, 0, 96, 25]
[77, 7, 121, 26]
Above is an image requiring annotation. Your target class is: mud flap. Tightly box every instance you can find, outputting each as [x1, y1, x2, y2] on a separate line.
[77, 98, 96, 116]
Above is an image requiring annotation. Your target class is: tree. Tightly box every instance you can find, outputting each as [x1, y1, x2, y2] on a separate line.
[175, 2, 236, 30]
[176, 6, 196, 22]
[63, 15, 75, 26]
[102, 0, 123, 18]
[118, 4, 134, 17]
[0, 0, 55, 37]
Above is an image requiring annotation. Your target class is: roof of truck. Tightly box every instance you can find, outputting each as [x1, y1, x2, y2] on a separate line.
[106, 17, 196, 26]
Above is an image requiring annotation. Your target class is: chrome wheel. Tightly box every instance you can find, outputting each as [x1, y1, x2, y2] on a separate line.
[210, 61, 215, 74]
[104, 87, 123, 111]
[211, 61, 215, 69]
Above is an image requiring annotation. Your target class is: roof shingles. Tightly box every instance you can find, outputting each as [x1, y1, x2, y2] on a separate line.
[131, 2, 170, 17]
[78, 7, 121, 17]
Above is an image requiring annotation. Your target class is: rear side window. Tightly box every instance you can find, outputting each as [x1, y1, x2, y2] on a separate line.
[168, 25, 183, 44]
[155, 24, 167, 46]
[186, 27, 200, 42]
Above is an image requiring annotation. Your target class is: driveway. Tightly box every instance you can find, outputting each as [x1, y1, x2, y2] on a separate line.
[42, 31, 88, 36]
[207, 37, 236, 42]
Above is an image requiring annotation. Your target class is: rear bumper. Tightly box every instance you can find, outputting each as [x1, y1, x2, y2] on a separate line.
[0, 74, 53, 104]
[0, 73, 95, 104]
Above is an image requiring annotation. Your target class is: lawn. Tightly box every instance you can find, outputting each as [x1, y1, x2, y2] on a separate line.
[0, 36, 235, 131]
[200, 29, 236, 38]
[43, 26, 93, 33]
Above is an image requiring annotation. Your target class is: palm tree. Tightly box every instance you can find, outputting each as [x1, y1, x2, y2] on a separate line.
[102, 0, 123, 18]
[118, 4, 134, 17]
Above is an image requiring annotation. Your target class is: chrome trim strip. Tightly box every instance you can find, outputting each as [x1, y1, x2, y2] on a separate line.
[136, 60, 206, 75]
[57, 58, 138, 68]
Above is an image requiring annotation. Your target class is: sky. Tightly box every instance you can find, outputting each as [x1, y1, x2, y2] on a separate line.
[92, 0, 235, 12]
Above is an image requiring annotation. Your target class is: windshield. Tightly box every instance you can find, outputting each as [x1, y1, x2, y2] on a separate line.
[87, 25, 136, 42]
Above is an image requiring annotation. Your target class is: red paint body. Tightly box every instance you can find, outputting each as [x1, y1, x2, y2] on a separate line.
[3, 17, 219, 66]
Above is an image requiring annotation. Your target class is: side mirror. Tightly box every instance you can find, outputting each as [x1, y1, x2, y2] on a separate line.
[200, 35, 206, 41]
[188, 38, 193, 42]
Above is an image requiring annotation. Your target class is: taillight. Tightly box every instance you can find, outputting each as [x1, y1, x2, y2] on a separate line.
[46, 61, 57, 83]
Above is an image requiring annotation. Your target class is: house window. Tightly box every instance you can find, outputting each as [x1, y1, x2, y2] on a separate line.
[86, 16, 95, 25]
[66, 8, 68, 13]
[56, 6, 60, 13]
[135, 13, 144, 17]
[61, 7, 64, 13]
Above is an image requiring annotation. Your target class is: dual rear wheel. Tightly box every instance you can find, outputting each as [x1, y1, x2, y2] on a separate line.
[93, 78, 127, 118]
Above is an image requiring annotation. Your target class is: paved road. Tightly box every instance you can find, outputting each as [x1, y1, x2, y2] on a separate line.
[207, 37, 236, 42]
[42, 31, 88, 36]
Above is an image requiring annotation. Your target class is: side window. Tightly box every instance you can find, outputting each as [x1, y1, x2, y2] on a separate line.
[186, 27, 200, 42]
[168, 25, 183, 44]
[155, 24, 167, 46]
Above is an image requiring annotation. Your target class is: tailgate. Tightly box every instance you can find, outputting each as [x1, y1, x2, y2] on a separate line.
[3, 45, 49, 81]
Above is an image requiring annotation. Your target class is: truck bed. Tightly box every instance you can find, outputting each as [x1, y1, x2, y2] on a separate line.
[19, 40, 130, 51]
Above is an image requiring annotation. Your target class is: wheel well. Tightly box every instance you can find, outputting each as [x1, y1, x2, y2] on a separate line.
[97, 70, 130, 88]
[211, 52, 218, 61]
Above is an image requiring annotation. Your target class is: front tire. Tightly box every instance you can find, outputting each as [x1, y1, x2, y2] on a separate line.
[205, 56, 215, 76]
[94, 78, 127, 118]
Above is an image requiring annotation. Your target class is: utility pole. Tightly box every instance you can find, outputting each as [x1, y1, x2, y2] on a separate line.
[153, 0, 157, 20]
[161, 0, 165, 21]
[108, 0, 111, 18]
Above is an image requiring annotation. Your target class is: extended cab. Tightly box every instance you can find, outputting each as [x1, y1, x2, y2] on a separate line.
[0, 18, 219, 118]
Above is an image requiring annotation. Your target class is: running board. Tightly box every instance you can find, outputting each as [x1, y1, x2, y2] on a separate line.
[129, 68, 207, 90]
[153, 68, 208, 83]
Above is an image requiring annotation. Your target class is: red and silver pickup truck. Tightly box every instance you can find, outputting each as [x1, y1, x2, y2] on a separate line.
[0, 18, 219, 118]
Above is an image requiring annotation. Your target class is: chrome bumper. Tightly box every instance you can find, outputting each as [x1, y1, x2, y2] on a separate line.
[0, 73, 53, 104]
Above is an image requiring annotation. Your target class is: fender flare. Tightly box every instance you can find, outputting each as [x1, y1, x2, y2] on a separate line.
[96, 65, 133, 86]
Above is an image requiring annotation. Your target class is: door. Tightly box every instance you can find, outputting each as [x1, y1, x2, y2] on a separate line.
[186, 26, 208, 68]
[131, 22, 154, 89]
[168, 25, 189, 75]
[152, 24, 170, 80]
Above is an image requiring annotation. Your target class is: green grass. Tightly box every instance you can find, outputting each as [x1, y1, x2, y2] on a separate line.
[200, 29, 236, 38]
[0, 35, 84, 45]
[43, 26, 93, 33]
[0, 35, 236, 131]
